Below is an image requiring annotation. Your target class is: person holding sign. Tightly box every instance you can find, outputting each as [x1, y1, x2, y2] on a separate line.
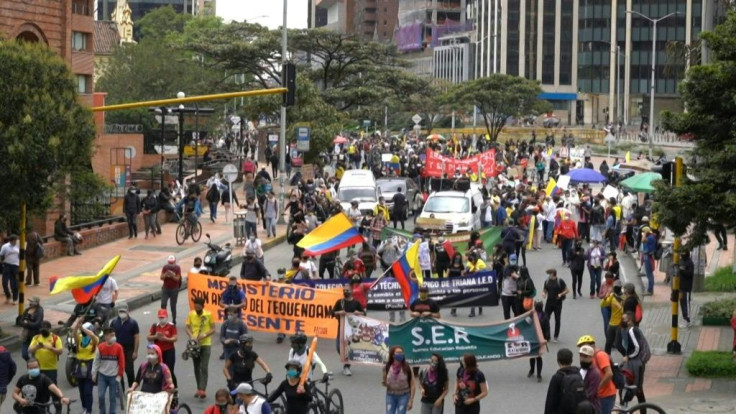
[288, 333, 329, 382]
[410, 285, 440, 319]
[127, 344, 174, 394]
[267, 360, 312, 414]
[331, 286, 365, 377]
[186, 297, 216, 399]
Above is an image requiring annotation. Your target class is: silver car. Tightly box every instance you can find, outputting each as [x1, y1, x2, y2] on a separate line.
[376, 177, 420, 216]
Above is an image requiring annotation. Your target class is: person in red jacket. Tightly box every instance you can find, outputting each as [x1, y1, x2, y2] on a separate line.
[146, 309, 178, 387]
[91, 328, 125, 414]
[556, 212, 579, 266]
[204, 388, 234, 414]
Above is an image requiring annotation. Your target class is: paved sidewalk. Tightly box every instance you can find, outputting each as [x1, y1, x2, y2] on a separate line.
[0, 209, 288, 349]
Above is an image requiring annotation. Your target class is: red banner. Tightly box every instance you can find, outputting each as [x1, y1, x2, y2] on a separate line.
[422, 149, 498, 178]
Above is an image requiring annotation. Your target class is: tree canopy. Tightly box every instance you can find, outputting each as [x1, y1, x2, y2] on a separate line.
[0, 41, 97, 230]
[657, 11, 736, 246]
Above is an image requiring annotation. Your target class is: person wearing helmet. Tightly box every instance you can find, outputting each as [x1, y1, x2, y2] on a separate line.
[576, 335, 616, 414]
[160, 255, 182, 325]
[267, 360, 312, 414]
[288, 333, 329, 382]
[224, 334, 272, 391]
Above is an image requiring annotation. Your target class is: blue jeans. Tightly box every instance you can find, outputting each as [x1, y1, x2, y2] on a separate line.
[599, 394, 616, 414]
[209, 201, 218, 220]
[98, 373, 118, 414]
[266, 217, 276, 236]
[643, 255, 654, 293]
[544, 221, 554, 241]
[78, 377, 94, 412]
[245, 221, 258, 238]
[386, 392, 410, 414]
[2, 264, 18, 302]
[21, 340, 30, 361]
[561, 238, 572, 263]
[589, 266, 602, 296]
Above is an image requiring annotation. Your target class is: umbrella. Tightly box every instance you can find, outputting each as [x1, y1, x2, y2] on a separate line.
[333, 135, 347, 144]
[427, 133, 446, 141]
[620, 172, 662, 193]
[565, 168, 606, 184]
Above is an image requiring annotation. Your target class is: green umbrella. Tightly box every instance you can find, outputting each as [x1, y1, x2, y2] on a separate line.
[620, 172, 663, 193]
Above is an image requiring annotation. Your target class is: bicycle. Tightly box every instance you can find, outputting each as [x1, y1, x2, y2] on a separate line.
[247, 376, 286, 414]
[307, 373, 344, 414]
[176, 214, 202, 245]
[612, 383, 666, 413]
[19, 399, 77, 414]
[169, 389, 192, 414]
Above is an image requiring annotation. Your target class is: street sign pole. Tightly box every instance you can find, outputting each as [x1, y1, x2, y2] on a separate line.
[223, 163, 238, 224]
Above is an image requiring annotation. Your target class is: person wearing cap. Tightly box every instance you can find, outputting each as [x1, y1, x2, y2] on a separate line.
[1, 235, 20, 305]
[233, 382, 272, 414]
[576, 335, 616, 414]
[640, 227, 657, 295]
[92, 327, 125, 414]
[28, 320, 63, 412]
[72, 319, 99, 414]
[19, 296, 44, 361]
[109, 303, 140, 390]
[147, 309, 178, 388]
[160, 255, 182, 324]
[186, 296, 216, 399]
[578, 345, 601, 412]
[410, 285, 440, 318]
[542, 269, 569, 342]
[268, 360, 312, 414]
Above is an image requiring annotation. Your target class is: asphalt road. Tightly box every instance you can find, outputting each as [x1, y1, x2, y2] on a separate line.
[51, 225, 614, 413]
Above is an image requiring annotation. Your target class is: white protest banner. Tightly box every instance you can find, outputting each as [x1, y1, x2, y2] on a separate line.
[126, 391, 171, 414]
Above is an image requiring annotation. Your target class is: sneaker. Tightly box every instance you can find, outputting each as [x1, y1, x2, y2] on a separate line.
[537, 375, 542, 383]
[527, 370, 534, 378]
[342, 366, 352, 376]
[573, 293, 577, 299]
[552, 337, 558, 343]
[679, 321, 691, 328]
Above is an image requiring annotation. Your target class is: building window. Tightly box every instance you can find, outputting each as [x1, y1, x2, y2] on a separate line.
[77, 75, 90, 93]
[541, 0, 555, 84]
[72, 32, 87, 51]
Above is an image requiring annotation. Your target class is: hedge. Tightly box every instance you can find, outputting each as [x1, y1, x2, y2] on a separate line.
[705, 266, 736, 292]
[686, 351, 736, 378]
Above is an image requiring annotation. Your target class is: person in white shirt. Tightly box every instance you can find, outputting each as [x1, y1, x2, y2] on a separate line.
[298, 255, 318, 279]
[287, 333, 329, 381]
[543, 198, 557, 242]
[243, 236, 264, 262]
[346, 200, 362, 228]
[190, 257, 204, 274]
[96, 276, 118, 321]
[1, 235, 21, 304]
[232, 383, 271, 414]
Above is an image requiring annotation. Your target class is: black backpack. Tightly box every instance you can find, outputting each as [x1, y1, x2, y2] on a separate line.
[559, 369, 587, 413]
[591, 205, 605, 225]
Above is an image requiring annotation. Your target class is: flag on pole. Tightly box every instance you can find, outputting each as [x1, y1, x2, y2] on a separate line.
[625, 151, 631, 163]
[545, 178, 559, 196]
[391, 242, 423, 307]
[297, 213, 364, 256]
[49, 255, 121, 303]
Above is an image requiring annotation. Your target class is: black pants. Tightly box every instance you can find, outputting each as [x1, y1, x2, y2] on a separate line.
[604, 324, 618, 354]
[122, 343, 136, 388]
[713, 224, 728, 248]
[529, 356, 543, 376]
[319, 260, 335, 279]
[544, 301, 563, 339]
[436, 263, 449, 279]
[455, 401, 481, 414]
[501, 295, 517, 320]
[578, 222, 590, 243]
[162, 347, 177, 387]
[570, 268, 584, 296]
[126, 213, 138, 237]
[680, 290, 692, 322]
[393, 219, 405, 230]
[42, 369, 61, 413]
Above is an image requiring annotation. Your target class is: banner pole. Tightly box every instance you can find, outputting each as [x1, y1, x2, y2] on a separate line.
[368, 266, 393, 290]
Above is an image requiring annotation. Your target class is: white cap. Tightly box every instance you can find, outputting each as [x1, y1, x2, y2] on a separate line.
[167, 255, 176, 264]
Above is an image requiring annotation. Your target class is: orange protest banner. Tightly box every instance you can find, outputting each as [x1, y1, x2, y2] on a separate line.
[187, 273, 342, 338]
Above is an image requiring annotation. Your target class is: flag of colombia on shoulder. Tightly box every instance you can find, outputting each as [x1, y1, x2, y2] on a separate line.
[297, 213, 364, 256]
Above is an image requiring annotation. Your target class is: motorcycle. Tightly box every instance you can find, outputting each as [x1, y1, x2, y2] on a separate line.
[200, 233, 233, 276]
[58, 298, 109, 387]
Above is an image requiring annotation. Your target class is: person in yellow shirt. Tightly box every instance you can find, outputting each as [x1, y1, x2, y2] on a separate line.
[186, 297, 216, 399]
[72, 320, 98, 414]
[373, 196, 390, 221]
[600, 280, 623, 354]
[465, 252, 487, 274]
[28, 320, 63, 411]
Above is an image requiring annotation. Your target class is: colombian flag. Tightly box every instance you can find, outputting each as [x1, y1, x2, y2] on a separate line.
[391, 242, 423, 307]
[50, 255, 121, 303]
[297, 213, 364, 256]
[545, 177, 560, 196]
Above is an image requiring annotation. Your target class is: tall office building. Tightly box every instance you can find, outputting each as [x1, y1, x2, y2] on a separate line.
[316, 0, 399, 43]
[97, 0, 215, 23]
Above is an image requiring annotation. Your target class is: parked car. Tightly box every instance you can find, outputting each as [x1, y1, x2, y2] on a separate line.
[376, 177, 420, 217]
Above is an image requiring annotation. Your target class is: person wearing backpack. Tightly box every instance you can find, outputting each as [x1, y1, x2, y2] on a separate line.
[544, 348, 586, 414]
[576, 335, 617, 414]
[542, 269, 569, 342]
[205, 175, 223, 223]
[528, 300, 550, 382]
[589, 198, 606, 242]
[601, 281, 624, 354]
[615, 311, 650, 407]
[577, 346, 601, 413]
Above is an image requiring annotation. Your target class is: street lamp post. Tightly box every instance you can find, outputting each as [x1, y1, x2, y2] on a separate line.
[157, 106, 169, 191]
[626, 10, 679, 160]
[278, 0, 288, 225]
[176, 91, 186, 186]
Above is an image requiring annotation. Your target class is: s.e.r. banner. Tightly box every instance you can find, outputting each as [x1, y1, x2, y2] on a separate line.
[388, 311, 545, 364]
[339, 314, 390, 366]
[187, 273, 343, 338]
[297, 271, 498, 310]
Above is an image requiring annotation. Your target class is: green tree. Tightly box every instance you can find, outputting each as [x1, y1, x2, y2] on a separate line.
[135, 5, 193, 42]
[657, 11, 736, 266]
[0, 41, 97, 231]
[444, 74, 547, 141]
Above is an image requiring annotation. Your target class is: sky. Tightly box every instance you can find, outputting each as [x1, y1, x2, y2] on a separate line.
[215, 0, 309, 29]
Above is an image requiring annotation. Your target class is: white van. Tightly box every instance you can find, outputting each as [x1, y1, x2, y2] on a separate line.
[418, 185, 484, 233]
[338, 170, 379, 214]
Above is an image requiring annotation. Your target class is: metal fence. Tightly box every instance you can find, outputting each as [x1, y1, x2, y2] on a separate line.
[617, 131, 695, 148]
[70, 192, 114, 226]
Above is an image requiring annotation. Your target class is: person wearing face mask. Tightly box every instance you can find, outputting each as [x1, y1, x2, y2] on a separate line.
[244, 235, 265, 262]
[410, 285, 440, 319]
[576, 335, 616, 414]
[110, 303, 140, 390]
[12, 359, 70, 414]
[128, 344, 174, 394]
[382, 346, 415, 414]
[72, 320, 98, 414]
[160, 255, 182, 325]
[331, 285, 365, 377]
[418, 353, 448, 414]
[220, 276, 246, 318]
[287, 333, 329, 382]
[186, 297, 216, 399]
[578, 345, 601, 412]
[600, 277, 622, 352]
[204, 388, 236, 414]
[220, 308, 247, 361]
[190, 257, 204, 274]
[28, 320, 62, 412]
[615, 312, 648, 407]
[91, 328, 125, 414]
[267, 360, 312, 414]
[224, 335, 272, 391]
[123, 186, 142, 239]
[240, 251, 271, 281]
[147, 309, 178, 388]
[19, 296, 44, 361]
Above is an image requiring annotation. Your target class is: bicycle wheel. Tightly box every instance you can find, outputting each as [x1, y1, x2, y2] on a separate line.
[627, 403, 667, 413]
[326, 388, 344, 414]
[307, 402, 320, 414]
[191, 221, 202, 242]
[270, 403, 285, 414]
[175, 223, 187, 245]
[176, 403, 193, 414]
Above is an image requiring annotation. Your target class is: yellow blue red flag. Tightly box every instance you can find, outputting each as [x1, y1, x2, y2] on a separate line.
[49, 255, 121, 303]
[545, 178, 560, 196]
[297, 213, 364, 256]
[391, 242, 423, 307]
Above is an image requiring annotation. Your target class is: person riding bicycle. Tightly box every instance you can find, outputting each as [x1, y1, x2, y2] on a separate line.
[127, 344, 174, 395]
[287, 333, 329, 382]
[267, 360, 312, 414]
[224, 335, 273, 391]
[232, 383, 271, 414]
[12, 359, 70, 414]
[176, 191, 202, 233]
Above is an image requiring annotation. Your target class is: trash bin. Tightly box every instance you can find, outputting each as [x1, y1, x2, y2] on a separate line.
[692, 244, 707, 292]
[233, 212, 246, 245]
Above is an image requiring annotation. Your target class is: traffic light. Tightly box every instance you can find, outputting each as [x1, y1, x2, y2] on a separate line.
[283, 63, 296, 107]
